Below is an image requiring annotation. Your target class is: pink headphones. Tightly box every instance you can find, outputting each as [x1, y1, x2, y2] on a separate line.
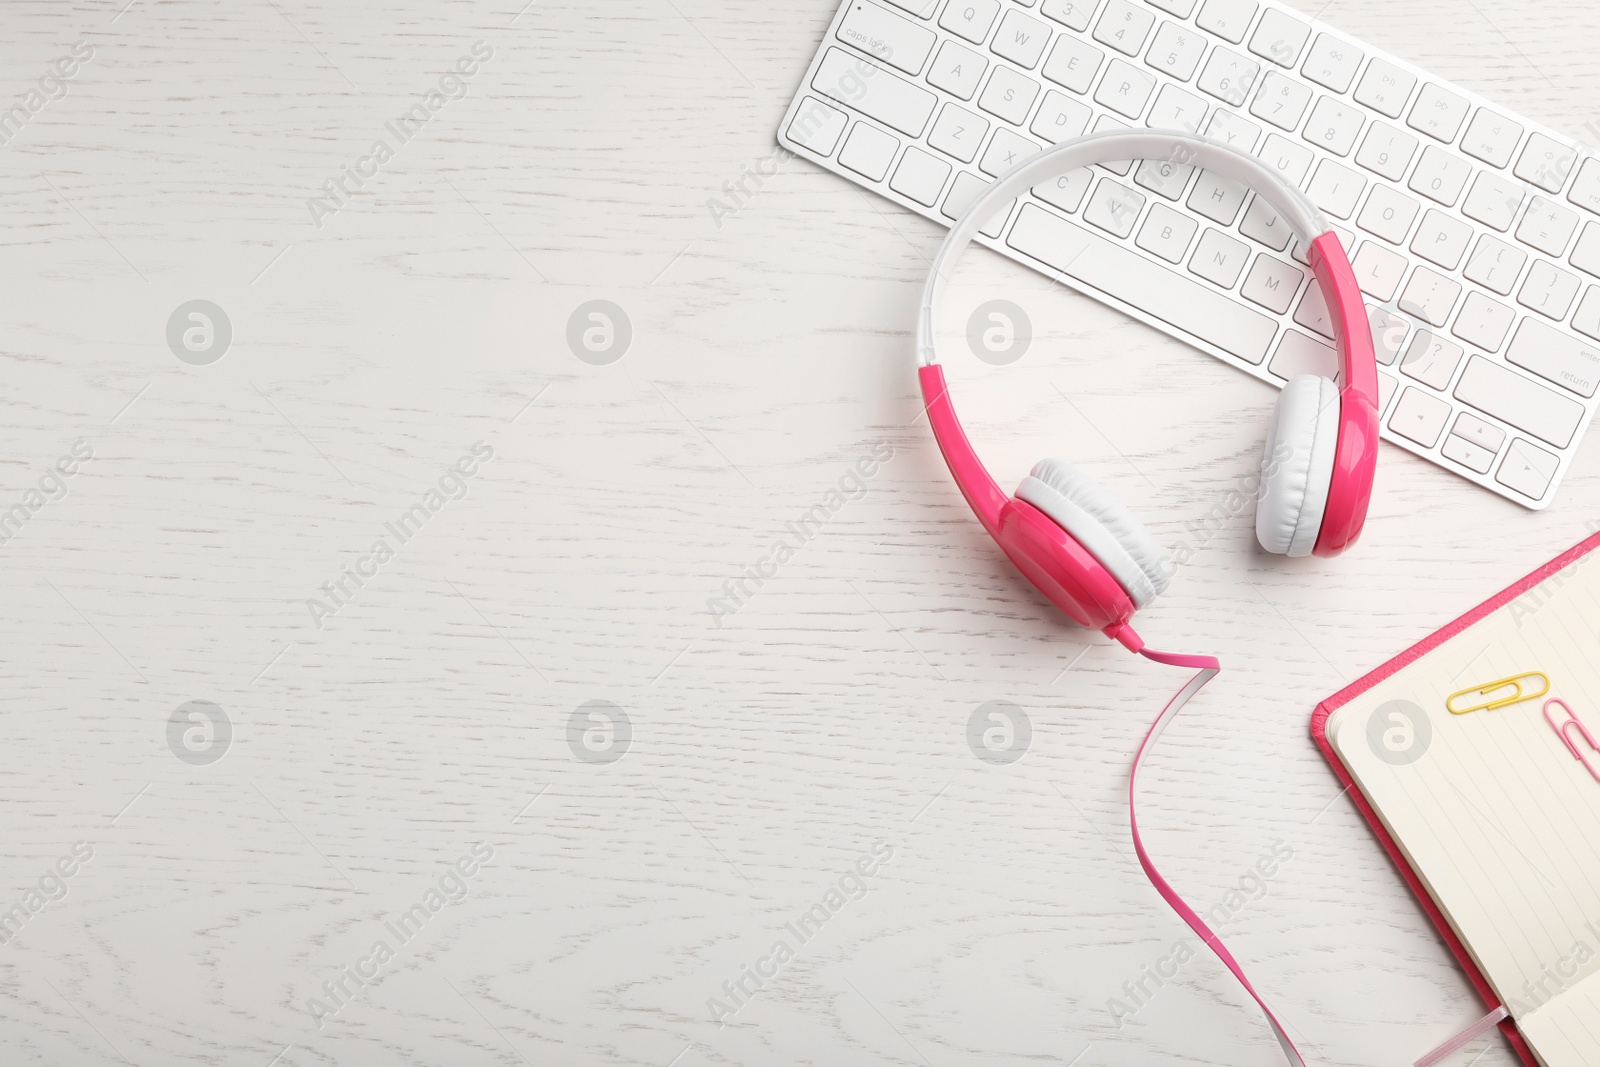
[917, 131, 1379, 1065]
[919, 131, 1379, 653]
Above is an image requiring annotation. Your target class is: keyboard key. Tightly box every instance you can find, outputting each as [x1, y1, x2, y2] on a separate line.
[1135, 202, 1199, 262]
[1307, 159, 1366, 219]
[1357, 184, 1421, 244]
[1206, 108, 1262, 153]
[1188, 169, 1248, 224]
[926, 40, 989, 99]
[1463, 235, 1528, 295]
[1197, 47, 1260, 109]
[1005, 203, 1280, 361]
[786, 96, 849, 155]
[1572, 222, 1600, 278]
[1410, 209, 1472, 270]
[1568, 158, 1600, 215]
[1240, 252, 1305, 312]
[1033, 166, 1093, 211]
[1451, 291, 1515, 352]
[991, 9, 1052, 68]
[1301, 32, 1362, 94]
[1408, 145, 1471, 206]
[1459, 108, 1523, 169]
[1303, 96, 1364, 157]
[1189, 227, 1251, 288]
[1512, 197, 1578, 260]
[1354, 122, 1418, 181]
[984, 66, 1043, 125]
[1496, 439, 1559, 500]
[1518, 260, 1581, 320]
[1515, 133, 1578, 194]
[1398, 265, 1461, 326]
[942, 171, 1012, 236]
[1269, 329, 1338, 380]
[838, 1, 937, 74]
[1454, 354, 1585, 447]
[928, 103, 990, 162]
[1401, 330, 1465, 389]
[1145, 0, 1198, 15]
[1093, 58, 1156, 118]
[980, 127, 1044, 175]
[839, 122, 900, 181]
[1293, 283, 1333, 338]
[1250, 71, 1313, 131]
[1389, 387, 1451, 447]
[940, 0, 1001, 43]
[1452, 412, 1505, 452]
[1248, 9, 1311, 68]
[890, 145, 953, 204]
[1042, 0, 1096, 30]
[1146, 83, 1209, 135]
[1240, 195, 1292, 250]
[1352, 240, 1406, 300]
[1505, 314, 1600, 397]
[1256, 132, 1312, 186]
[1134, 156, 1193, 199]
[1132, 154, 1196, 199]
[1084, 176, 1146, 237]
[1031, 90, 1092, 142]
[1406, 84, 1470, 143]
[1145, 21, 1207, 82]
[1575, 286, 1600, 341]
[1196, 0, 1257, 44]
[1093, 0, 1156, 56]
[1442, 434, 1496, 473]
[814, 50, 937, 136]
[1354, 58, 1416, 119]
[1461, 171, 1523, 232]
[1041, 35, 1104, 94]
[1369, 304, 1410, 363]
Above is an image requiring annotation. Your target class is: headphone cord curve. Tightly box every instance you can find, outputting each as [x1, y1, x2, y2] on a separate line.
[1129, 641, 1311, 1067]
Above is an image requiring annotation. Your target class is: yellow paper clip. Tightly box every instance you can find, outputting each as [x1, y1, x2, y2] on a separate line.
[1446, 672, 1550, 715]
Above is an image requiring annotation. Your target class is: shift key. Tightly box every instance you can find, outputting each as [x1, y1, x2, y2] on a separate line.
[813, 48, 936, 136]
[1006, 203, 1279, 362]
[1505, 317, 1600, 398]
[1453, 355, 1585, 449]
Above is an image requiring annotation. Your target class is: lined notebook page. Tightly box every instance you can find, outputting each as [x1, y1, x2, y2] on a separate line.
[1520, 983, 1600, 1065]
[1327, 553, 1600, 1067]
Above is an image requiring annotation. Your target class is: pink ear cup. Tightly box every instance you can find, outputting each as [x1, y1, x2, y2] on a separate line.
[919, 365, 1135, 633]
[1016, 459, 1170, 608]
[994, 497, 1137, 631]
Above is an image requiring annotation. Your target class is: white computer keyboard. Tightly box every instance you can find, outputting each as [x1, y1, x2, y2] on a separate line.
[778, 0, 1600, 509]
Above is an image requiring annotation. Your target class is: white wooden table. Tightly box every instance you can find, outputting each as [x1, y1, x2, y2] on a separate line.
[4, 1, 1599, 1064]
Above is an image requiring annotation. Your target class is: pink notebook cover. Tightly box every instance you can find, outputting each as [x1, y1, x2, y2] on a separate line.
[1311, 528, 1600, 1067]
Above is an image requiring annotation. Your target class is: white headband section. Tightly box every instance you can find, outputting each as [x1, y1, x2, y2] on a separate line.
[916, 130, 1331, 366]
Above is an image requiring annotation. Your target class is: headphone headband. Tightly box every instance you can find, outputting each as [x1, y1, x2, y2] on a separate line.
[917, 129, 1330, 367]
[916, 128, 1378, 559]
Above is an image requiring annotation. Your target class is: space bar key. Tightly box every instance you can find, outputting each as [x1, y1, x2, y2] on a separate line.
[1005, 203, 1279, 365]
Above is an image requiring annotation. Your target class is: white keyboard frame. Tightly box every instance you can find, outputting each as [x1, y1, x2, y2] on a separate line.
[777, 0, 1600, 510]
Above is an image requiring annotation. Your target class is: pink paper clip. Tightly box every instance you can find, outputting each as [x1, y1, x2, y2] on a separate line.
[1543, 699, 1600, 782]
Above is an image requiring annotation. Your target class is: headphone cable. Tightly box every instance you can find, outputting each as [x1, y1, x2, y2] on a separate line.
[1124, 638, 1310, 1067]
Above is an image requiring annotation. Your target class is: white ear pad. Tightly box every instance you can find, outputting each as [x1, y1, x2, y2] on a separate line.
[1256, 375, 1341, 558]
[1015, 459, 1171, 608]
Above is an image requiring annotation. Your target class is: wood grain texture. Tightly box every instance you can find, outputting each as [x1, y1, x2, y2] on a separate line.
[2, 0, 1599, 1064]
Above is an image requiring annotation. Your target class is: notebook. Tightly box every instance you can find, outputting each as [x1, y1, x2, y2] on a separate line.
[1314, 529, 1600, 1067]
